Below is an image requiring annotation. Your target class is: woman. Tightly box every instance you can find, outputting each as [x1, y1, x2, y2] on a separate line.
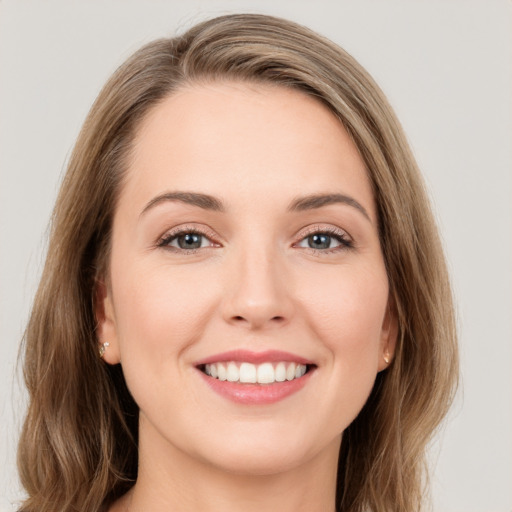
[17, 13, 458, 512]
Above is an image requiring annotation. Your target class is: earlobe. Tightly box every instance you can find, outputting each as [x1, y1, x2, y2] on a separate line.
[378, 297, 398, 371]
[94, 278, 121, 365]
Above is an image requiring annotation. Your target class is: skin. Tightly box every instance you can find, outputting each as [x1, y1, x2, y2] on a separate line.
[97, 82, 396, 512]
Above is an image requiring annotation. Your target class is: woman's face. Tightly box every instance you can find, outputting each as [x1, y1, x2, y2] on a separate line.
[98, 82, 395, 476]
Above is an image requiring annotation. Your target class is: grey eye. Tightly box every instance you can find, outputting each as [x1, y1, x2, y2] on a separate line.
[164, 232, 210, 250]
[297, 233, 343, 250]
[308, 234, 332, 249]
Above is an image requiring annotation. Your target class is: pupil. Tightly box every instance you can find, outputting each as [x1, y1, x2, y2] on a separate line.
[309, 234, 330, 249]
[178, 233, 202, 249]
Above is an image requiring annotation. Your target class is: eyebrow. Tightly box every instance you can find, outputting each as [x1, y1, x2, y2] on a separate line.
[288, 193, 371, 222]
[140, 191, 225, 216]
[140, 190, 371, 222]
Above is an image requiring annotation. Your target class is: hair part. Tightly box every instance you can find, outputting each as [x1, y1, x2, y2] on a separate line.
[18, 13, 458, 512]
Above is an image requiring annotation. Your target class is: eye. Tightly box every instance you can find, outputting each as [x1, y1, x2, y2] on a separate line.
[295, 227, 353, 252]
[157, 227, 218, 252]
[171, 232, 208, 250]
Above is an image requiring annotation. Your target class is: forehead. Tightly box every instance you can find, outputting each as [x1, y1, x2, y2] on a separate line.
[122, 81, 376, 220]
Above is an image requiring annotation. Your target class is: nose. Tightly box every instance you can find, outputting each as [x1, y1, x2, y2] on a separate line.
[221, 245, 294, 331]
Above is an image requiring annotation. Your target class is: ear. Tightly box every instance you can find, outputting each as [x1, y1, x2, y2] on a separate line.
[95, 278, 121, 365]
[377, 296, 398, 372]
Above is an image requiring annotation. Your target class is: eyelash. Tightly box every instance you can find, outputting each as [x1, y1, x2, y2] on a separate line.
[156, 225, 219, 253]
[294, 225, 354, 254]
[156, 225, 354, 254]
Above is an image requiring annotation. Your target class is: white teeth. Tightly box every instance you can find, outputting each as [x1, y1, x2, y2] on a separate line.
[226, 362, 239, 382]
[239, 362, 257, 383]
[257, 362, 275, 384]
[286, 363, 296, 381]
[203, 361, 308, 384]
[275, 362, 286, 382]
[217, 363, 227, 381]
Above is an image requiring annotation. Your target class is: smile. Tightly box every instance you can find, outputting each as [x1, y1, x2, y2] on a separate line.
[202, 361, 308, 384]
[195, 350, 315, 405]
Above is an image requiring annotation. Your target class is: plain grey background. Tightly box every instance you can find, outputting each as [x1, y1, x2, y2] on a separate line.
[1, 1, 511, 510]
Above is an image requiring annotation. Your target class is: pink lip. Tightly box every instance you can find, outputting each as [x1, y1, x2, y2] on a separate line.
[194, 350, 316, 405]
[197, 369, 313, 405]
[194, 349, 314, 366]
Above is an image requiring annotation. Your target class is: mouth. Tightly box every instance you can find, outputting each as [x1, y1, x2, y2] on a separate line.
[198, 361, 312, 384]
[194, 350, 316, 404]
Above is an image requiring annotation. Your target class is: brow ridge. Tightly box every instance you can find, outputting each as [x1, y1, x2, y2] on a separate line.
[141, 191, 370, 222]
[288, 193, 371, 221]
[140, 191, 225, 216]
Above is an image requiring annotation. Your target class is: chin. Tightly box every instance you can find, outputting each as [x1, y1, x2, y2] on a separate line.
[207, 446, 309, 476]
[196, 426, 334, 477]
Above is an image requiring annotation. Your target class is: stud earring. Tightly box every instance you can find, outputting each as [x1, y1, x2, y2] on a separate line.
[383, 350, 391, 365]
[99, 342, 110, 358]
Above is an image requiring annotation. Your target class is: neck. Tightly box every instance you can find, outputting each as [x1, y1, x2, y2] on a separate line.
[118, 418, 340, 512]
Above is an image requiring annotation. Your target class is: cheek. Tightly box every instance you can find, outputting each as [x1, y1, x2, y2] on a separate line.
[112, 262, 219, 355]
[299, 262, 389, 365]
[287, 261, 390, 436]
[110, 260, 222, 412]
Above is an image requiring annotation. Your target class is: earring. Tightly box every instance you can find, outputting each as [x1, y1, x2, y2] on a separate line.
[99, 342, 110, 358]
[383, 350, 391, 365]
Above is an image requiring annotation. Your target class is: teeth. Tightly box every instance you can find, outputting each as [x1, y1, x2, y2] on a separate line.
[226, 362, 239, 382]
[239, 362, 257, 383]
[286, 363, 296, 381]
[275, 362, 286, 382]
[295, 364, 306, 378]
[217, 363, 227, 381]
[257, 362, 274, 384]
[203, 361, 308, 384]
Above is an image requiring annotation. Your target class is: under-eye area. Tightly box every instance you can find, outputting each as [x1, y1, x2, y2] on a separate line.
[198, 361, 316, 384]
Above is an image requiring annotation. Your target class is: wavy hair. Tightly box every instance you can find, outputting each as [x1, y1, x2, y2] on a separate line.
[18, 13, 458, 512]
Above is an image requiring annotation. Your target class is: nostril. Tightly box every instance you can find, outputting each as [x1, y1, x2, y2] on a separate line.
[228, 312, 290, 329]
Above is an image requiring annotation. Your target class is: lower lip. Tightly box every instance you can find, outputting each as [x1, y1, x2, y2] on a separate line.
[198, 369, 313, 405]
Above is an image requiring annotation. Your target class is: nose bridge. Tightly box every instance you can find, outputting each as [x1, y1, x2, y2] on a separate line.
[223, 235, 292, 329]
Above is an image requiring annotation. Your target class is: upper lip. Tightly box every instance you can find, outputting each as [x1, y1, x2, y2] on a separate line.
[194, 349, 314, 366]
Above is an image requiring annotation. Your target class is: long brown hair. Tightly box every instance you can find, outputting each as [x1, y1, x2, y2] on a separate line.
[18, 13, 458, 512]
